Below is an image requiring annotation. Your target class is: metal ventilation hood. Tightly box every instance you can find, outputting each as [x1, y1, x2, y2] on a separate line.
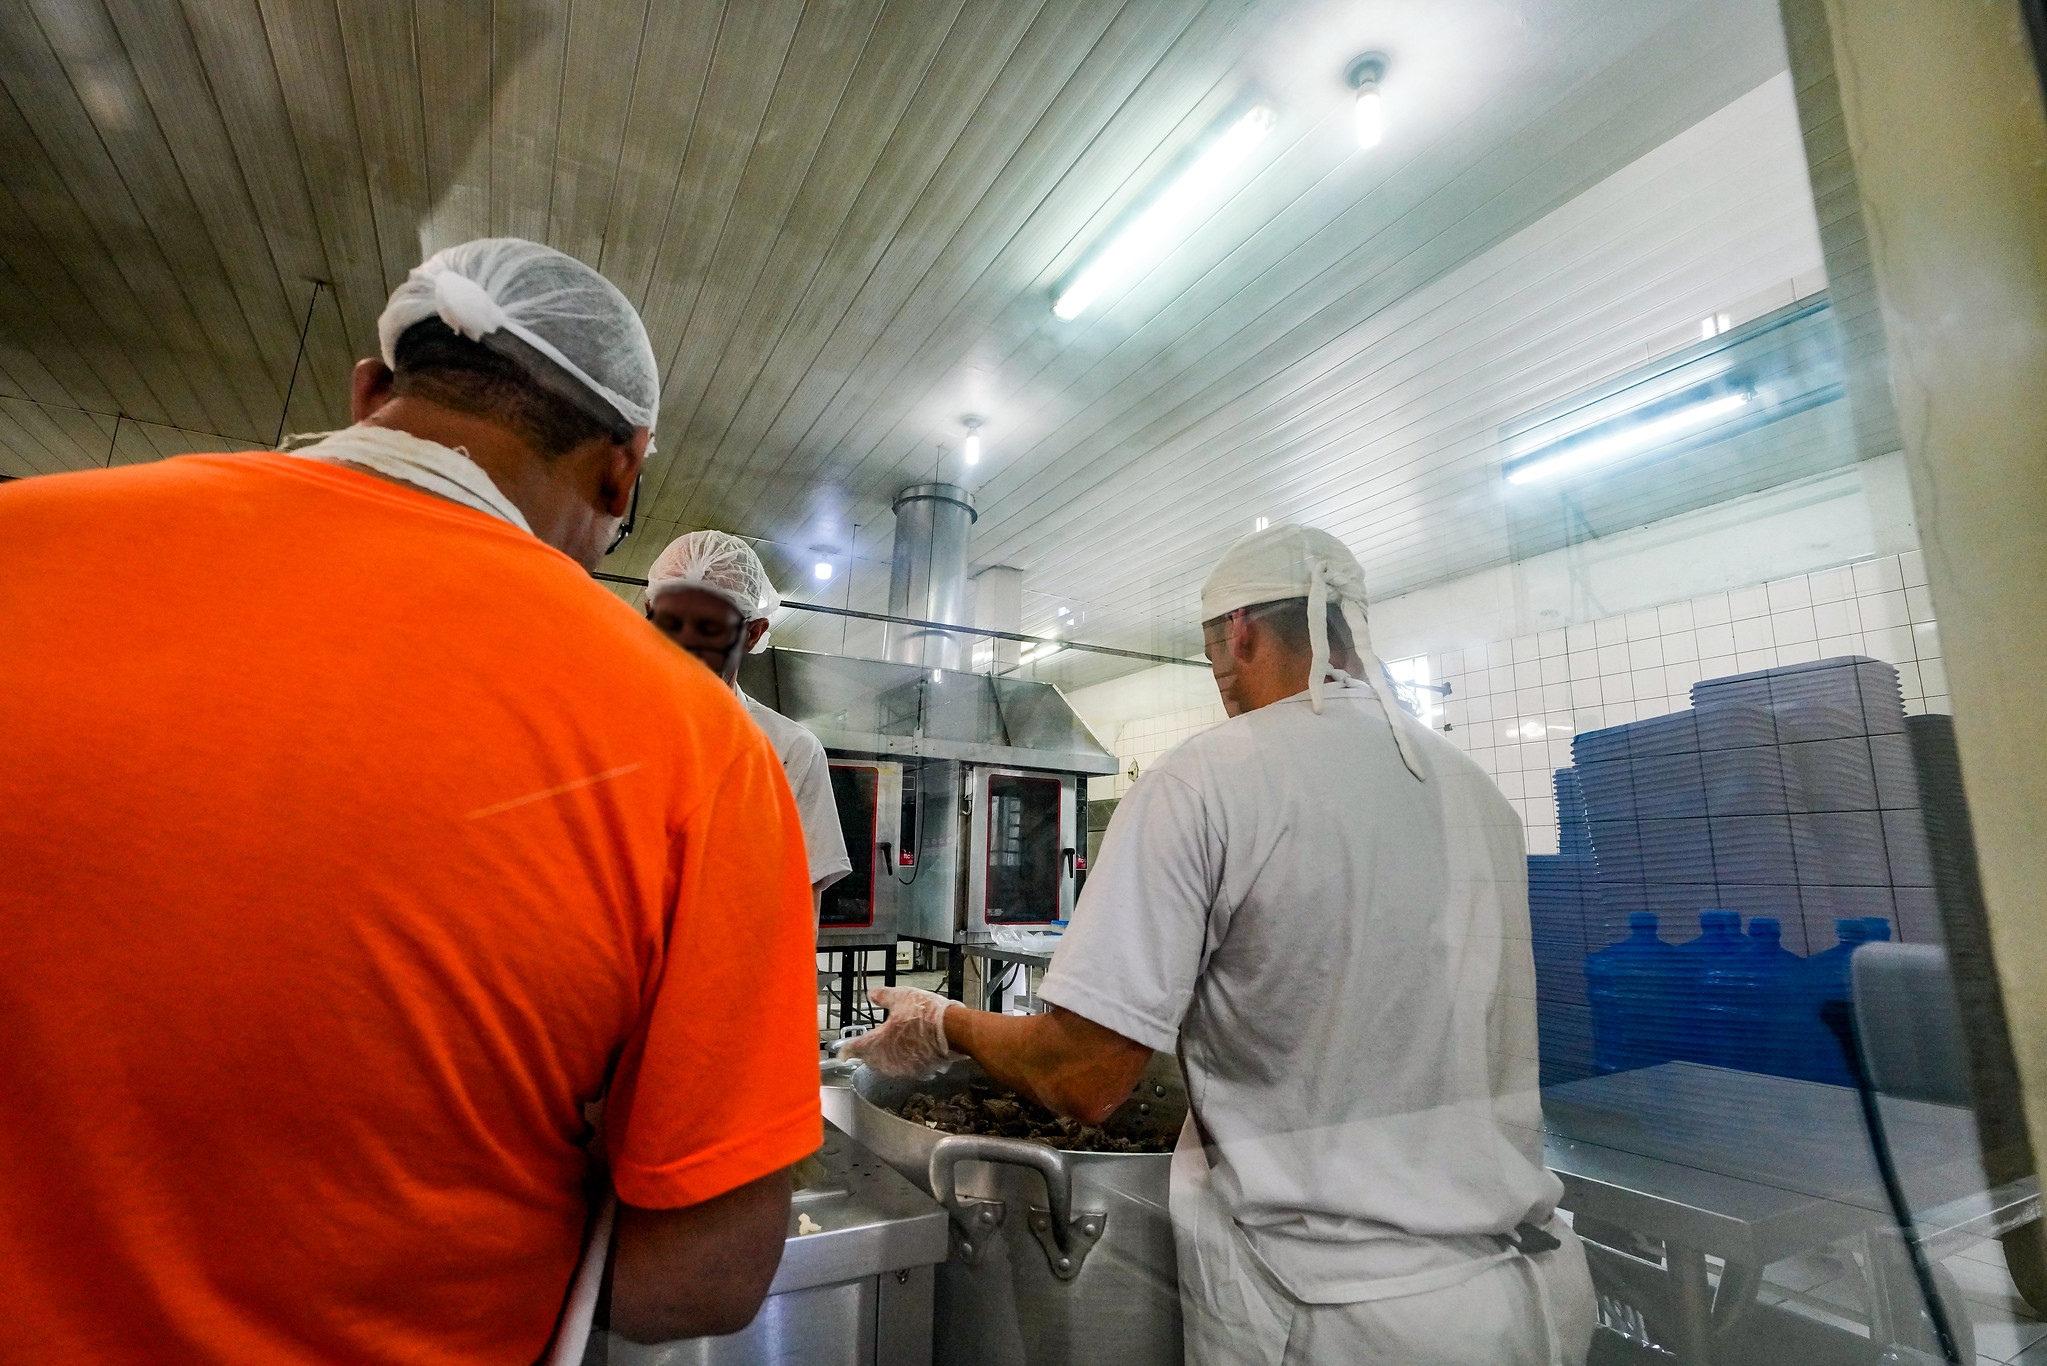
[738, 647, 1118, 776]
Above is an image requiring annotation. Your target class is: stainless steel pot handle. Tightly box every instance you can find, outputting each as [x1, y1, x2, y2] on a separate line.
[929, 1135, 1076, 1252]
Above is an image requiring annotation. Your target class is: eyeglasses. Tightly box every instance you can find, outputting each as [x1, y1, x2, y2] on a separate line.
[606, 475, 641, 557]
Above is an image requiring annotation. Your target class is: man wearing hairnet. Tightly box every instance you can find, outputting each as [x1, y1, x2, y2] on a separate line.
[643, 529, 852, 918]
[0, 239, 821, 1364]
[842, 525, 1596, 1365]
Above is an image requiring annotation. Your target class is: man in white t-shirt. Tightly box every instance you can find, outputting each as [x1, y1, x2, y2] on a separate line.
[644, 531, 851, 913]
[841, 525, 1594, 1366]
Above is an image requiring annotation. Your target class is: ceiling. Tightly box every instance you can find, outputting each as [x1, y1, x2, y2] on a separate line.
[0, 0, 1817, 690]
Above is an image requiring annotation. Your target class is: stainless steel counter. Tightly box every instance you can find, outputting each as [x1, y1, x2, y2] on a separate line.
[602, 1121, 950, 1366]
[1543, 1061, 2037, 1363]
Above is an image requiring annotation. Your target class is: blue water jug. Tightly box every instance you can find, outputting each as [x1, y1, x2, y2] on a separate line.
[1672, 911, 1746, 1067]
[1707, 917, 1803, 1077]
[1800, 919, 1871, 1084]
[1861, 917, 1893, 943]
[1586, 912, 1679, 1072]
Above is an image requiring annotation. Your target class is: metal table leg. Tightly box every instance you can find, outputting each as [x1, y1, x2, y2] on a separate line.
[1711, 1260, 1761, 1338]
[1665, 1243, 1714, 1364]
[839, 951, 855, 1031]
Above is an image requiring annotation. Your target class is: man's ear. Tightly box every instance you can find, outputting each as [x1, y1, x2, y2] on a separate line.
[1226, 609, 1257, 661]
[744, 618, 770, 652]
[600, 429, 651, 519]
[351, 358, 395, 424]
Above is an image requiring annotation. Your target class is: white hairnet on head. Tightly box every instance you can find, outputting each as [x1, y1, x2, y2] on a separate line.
[1201, 523, 1424, 780]
[646, 530, 782, 653]
[377, 238, 660, 433]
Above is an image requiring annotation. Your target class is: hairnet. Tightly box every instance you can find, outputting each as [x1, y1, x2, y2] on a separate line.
[1200, 523, 1424, 780]
[646, 530, 782, 653]
[376, 238, 659, 433]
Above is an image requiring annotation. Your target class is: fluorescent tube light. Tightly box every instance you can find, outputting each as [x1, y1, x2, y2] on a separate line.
[813, 561, 833, 581]
[963, 433, 980, 465]
[1506, 390, 1753, 485]
[1053, 105, 1276, 321]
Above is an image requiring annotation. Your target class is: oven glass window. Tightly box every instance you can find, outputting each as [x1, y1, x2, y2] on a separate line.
[986, 774, 1060, 923]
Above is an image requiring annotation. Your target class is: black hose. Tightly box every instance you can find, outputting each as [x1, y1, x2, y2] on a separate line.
[1821, 999, 1965, 1364]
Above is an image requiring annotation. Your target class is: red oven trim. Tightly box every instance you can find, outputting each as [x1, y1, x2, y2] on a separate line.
[982, 771, 1063, 925]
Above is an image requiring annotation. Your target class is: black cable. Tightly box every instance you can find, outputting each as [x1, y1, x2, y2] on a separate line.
[1821, 999, 1965, 1364]
[273, 281, 326, 448]
[891, 760, 924, 886]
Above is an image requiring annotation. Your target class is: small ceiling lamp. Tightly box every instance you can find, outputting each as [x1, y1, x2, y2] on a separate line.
[962, 415, 984, 466]
[1346, 52, 1389, 150]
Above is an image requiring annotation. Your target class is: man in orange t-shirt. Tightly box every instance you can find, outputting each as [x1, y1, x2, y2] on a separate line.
[0, 239, 821, 1363]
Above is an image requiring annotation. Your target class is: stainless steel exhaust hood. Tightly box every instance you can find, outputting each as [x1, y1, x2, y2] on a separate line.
[738, 647, 1117, 776]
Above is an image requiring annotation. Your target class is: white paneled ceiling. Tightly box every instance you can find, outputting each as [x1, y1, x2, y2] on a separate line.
[0, 0, 1815, 690]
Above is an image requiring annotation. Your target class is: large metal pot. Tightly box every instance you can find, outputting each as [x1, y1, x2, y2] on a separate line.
[835, 1055, 1185, 1366]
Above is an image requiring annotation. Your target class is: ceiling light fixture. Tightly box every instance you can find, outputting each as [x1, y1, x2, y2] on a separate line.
[962, 415, 984, 466]
[813, 561, 834, 581]
[1346, 52, 1388, 150]
[1052, 104, 1277, 321]
[1505, 386, 1754, 485]
[1254, 515, 1269, 531]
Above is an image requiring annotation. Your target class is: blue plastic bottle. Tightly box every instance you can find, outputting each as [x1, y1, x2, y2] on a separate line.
[1800, 918, 1871, 1085]
[1710, 916, 1803, 1076]
[1861, 917, 1893, 943]
[1672, 910, 1746, 1068]
[1586, 912, 1679, 1072]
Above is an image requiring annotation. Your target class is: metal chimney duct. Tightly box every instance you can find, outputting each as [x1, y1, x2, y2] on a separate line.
[886, 482, 977, 671]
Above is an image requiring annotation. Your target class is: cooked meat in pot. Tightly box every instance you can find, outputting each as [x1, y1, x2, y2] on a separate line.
[893, 1081, 1174, 1153]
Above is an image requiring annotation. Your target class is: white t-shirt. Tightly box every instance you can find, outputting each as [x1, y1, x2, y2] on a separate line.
[1038, 676, 1559, 1303]
[740, 690, 851, 892]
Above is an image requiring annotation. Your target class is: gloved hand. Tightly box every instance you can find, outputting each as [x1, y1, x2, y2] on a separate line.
[834, 986, 963, 1080]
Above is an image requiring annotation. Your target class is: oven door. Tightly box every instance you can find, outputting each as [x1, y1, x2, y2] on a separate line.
[965, 767, 1077, 932]
[820, 760, 902, 944]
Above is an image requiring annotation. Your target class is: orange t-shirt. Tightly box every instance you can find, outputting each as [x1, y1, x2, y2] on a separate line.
[0, 453, 822, 1364]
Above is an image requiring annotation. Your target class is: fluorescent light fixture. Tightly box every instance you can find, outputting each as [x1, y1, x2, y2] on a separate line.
[1254, 515, 1269, 531]
[1506, 389, 1753, 485]
[1052, 105, 1276, 321]
[1056, 605, 1070, 617]
[963, 433, 980, 464]
[1346, 52, 1388, 151]
[1353, 89, 1383, 149]
[813, 561, 833, 581]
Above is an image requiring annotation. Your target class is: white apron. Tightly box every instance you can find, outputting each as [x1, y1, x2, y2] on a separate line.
[1170, 1117, 1596, 1366]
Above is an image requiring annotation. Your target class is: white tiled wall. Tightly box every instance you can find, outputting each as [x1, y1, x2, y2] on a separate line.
[1437, 550, 1945, 854]
[1095, 702, 1230, 799]
[1092, 552, 1949, 854]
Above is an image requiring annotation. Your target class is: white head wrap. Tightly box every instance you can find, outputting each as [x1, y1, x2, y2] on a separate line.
[645, 530, 782, 654]
[376, 238, 660, 433]
[1200, 523, 1425, 780]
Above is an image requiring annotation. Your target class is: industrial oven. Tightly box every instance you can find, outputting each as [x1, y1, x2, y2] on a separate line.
[737, 648, 1115, 957]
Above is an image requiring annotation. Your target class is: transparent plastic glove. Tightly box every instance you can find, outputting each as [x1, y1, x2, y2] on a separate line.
[835, 987, 962, 1080]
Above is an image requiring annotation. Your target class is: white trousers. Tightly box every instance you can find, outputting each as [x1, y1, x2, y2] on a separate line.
[1172, 1137, 1597, 1366]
